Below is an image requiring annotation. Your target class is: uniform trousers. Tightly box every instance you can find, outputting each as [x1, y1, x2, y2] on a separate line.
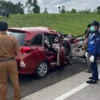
[90, 55, 98, 80]
[0, 59, 20, 100]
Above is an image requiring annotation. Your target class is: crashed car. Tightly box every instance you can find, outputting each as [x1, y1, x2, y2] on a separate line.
[7, 27, 65, 78]
[60, 33, 85, 59]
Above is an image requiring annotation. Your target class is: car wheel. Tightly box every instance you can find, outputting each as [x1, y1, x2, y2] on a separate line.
[35, 61, 49, 78]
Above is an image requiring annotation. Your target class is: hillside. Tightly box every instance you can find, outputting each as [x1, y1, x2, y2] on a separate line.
[1, 13, 100, 35]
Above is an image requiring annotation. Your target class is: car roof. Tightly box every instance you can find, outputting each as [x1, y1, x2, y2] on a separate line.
[8, 27, 56, 34]
[8, 27, 57, 40]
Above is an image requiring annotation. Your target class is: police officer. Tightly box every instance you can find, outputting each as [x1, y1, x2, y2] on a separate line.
[86, 21, 100, 84]
[0, 21, 25, 100]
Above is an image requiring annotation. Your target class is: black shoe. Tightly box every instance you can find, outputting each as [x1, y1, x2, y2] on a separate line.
[89, 77, 99, 81]
[84, 70, 91, 73]
[86, 79, 97, 84]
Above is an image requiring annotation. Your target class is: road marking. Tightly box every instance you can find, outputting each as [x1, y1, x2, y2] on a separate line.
[54, 83, 89, 100]
[54, 75, 100, 100]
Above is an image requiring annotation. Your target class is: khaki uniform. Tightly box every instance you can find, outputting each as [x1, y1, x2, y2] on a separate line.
[0, 33, 20, 100]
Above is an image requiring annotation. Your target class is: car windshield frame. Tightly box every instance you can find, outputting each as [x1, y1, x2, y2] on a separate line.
[7, 31, 26, 46]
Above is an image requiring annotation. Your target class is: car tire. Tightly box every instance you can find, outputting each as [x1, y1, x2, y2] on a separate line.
[35, 61, 49, 79]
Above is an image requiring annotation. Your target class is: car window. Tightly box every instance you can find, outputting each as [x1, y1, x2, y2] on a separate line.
[7, 31, 25, 46]
[44, 34, 59, 48]
[31, 34, 42, 46]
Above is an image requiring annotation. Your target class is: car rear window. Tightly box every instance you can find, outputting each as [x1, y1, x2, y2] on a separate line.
[7, 31, 26, 46]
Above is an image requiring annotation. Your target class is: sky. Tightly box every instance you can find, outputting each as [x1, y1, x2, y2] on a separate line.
[6, 0, 100, 13]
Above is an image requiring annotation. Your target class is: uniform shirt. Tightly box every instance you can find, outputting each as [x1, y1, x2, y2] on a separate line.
[87, 32, 95, 54]
[0, 33, 20, 59]
[87, 30, 100, 56]
[93, 31, 100, 56]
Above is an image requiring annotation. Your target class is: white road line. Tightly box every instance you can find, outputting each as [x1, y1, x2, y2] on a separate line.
[54, 83, 89, 100]
[54, 75, 100, 100]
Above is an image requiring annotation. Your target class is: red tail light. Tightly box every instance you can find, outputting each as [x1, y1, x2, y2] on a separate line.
[20, 46, 31, 53]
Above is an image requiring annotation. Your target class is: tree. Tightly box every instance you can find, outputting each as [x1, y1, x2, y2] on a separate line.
[0, 0, 24, 15]
[93, 9, 96, 13]
[25, 0, 32, 14]
[43, 8, 48, 13]
[97, 10, 100, 14]
[58, 6, 66, 13]
[78, 9, 91, 14]
[26, 0, 40, 14]
[32, 5, 40, 13]
[58, 6, 61, 12]
[61, 6, 66, 13]
[32, 0, 40, 13]
[97, 6, 100, 14]
[26, 1, 31, 14]
[97, 6, 100, 10]
[15, 2, 24, 14]
[33, 0, 37, 5]
[70, 8, 77, 13]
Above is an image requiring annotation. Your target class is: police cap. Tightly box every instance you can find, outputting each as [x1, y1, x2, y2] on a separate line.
[91, 21, 99, 27]
[0, 21, 8, 31]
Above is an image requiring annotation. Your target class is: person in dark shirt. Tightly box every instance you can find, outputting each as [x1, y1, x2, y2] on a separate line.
[82, 24, 91, 73]
[85, 24, 91, 38]
[82, 24, 91, 50]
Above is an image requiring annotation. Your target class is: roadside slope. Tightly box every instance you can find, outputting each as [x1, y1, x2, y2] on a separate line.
[1, 13, 100, 35]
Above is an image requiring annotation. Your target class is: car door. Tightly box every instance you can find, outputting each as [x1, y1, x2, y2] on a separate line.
[44, 33, 65, 66]
[24, 33, 46, 72]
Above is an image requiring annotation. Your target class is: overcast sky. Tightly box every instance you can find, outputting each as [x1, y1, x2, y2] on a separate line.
[6, 0, 100, 13]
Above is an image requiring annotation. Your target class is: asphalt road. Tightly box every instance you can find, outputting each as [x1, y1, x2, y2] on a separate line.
[7, 57, 87, 100]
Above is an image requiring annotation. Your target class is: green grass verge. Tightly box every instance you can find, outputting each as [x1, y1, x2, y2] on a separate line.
[0, 13, 100, 35]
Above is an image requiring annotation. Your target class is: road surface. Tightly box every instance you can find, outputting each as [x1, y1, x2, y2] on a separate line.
[7, 57, 86, 100]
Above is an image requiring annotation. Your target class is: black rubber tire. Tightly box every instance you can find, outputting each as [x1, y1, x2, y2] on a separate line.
[35, 61, 49, 79]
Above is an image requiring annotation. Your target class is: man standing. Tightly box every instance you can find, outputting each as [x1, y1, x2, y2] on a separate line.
[86, 21, 100, 84]
[0, 21, 25, 100]
[82, 24, 91, 73]
[82, 24, 91, 50]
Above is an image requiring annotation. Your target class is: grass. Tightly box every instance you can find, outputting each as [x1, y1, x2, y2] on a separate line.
[0, 13, 100, 35]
